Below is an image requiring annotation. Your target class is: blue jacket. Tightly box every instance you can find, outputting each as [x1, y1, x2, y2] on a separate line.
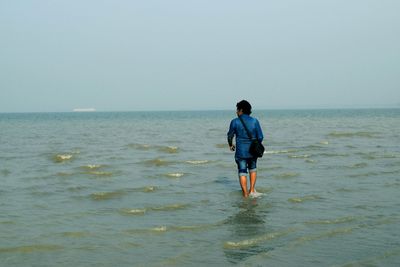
[227, 114, 264, 159]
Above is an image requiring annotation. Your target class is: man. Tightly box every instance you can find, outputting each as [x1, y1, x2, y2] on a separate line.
[227, 100, 264, 198]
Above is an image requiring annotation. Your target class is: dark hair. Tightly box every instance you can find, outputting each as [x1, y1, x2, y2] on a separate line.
[236, 100, 252, 115]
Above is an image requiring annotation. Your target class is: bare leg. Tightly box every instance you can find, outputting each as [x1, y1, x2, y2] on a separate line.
[239, 175, 248, 197]
[249, 171, 257, 194]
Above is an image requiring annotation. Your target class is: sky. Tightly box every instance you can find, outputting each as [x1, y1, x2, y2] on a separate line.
[1, 0, 399, 112]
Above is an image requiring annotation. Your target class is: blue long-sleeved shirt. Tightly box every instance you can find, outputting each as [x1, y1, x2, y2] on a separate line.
[227, 114, 264, 159]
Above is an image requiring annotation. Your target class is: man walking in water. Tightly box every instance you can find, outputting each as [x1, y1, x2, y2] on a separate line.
[227, 100, 264, 198]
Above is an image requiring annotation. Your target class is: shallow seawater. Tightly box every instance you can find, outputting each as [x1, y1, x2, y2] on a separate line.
[1, 109, 400, 266]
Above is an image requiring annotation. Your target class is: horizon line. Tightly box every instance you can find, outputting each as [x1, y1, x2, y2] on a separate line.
[1, 105, 400, 114]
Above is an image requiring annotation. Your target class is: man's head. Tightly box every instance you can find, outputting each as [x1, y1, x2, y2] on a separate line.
[236, 100, 252, 115]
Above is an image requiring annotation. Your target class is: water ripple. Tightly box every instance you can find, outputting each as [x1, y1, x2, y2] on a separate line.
[0, 244, 64, 253]
[327, 131, 380, 138]
[288, 195, 322, 203]
[224, 228, 296, 249]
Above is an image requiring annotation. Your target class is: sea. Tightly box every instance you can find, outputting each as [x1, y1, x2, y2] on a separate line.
[1, 109, 399, 266]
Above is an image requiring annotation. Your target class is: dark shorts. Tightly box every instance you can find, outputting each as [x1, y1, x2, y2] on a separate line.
[235, 158, 257, 176]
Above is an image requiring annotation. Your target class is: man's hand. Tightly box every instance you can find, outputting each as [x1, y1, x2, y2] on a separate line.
[230, 145, 235, 151]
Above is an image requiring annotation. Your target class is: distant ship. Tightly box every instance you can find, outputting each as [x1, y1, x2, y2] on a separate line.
[73, 108, 96, 112]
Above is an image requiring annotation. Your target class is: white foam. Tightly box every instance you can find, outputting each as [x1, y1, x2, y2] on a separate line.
[158, 145, 179, 153]
[56, 154, 73, 161]
[264, 150, 290, 154]
[128, 209, 146, 215]
[87, 164, 100, 169]
[143, 186, 156, 192]
[224, 229, 295, 249]
[288, 154, 310, 158]
[186, 160, 209, 164]
[86, 164, 101, 169]
[249, 191, 264, 198]
[151, 226, 167, 232]
[166, 173, 184, 178]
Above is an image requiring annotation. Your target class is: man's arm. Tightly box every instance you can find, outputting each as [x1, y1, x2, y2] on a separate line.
[227, 120, 235, 151]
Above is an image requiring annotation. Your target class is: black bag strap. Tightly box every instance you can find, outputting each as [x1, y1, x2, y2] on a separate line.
[238, 115, 255, 140]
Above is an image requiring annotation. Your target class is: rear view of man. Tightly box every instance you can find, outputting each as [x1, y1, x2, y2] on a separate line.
[227, 100, 264, 198]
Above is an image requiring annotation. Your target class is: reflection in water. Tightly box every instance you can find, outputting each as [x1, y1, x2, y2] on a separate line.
[224, 199, 270, 264]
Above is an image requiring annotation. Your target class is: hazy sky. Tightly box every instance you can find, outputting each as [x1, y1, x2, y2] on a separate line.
[1, 0, 399, 112]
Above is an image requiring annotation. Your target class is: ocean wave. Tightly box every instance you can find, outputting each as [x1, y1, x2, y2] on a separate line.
[274, 172, 300, 179]
[127, 222, 219, 236]
[288, 194, 322, 203]
[127, 143, 151, 150]
[357, 152, 399, 160]
[62, 232, 90, 238]
[56, 172, 74, 177]
[291, 227, 354, 246]
[339, 248, 400, 267]
[81, 164, 103, 170]
[185, 160, 209, 165]
[149, 203, 189, 212]
[316, 152, 350, 157]
[301, 145, 323, 151]
[327, 131, 380, 138]
[85, 171, 113, 177]
[126, 226, 168, 234]
[0, 220, 16, 225]
[30, 190, 53, 197]
[125, 186, 157, 193]
[349, 169, 400, 178]
[90, 190, 126, 200]
[385, 161, 400, 167]
[169, 224, 214, 232]
[261, 165, 283, 171]
[142, 186, 156, 192]
[0, 244, 64, 253]
[120, 208, 146, 215]
[382, 153, 399, 159]
[119, 203, 188, 216]
[143, 158, 175, 166]
[384, 181, 400, 187]
[67, 185, 88, 192]
[0, 169, 11, 176]
[223, 228, 295, 249]
[151, 226, 167, 232]
[157, 145, 179, 154]
[264, 149, 297, 155]
[363, 215, 400, 227]
[124, 186, 157, 193]
[288, 154, 311, 159]
[165, 172, 185, 178]
[336, 187, 356, 193]
[349, 172, 378, 178]
[255, 187, 274, 194]
[53, 154, 73, 163]
[305, 216, 358, 225]
[346, 162, 368, 169]
[128, 143, 180, 154]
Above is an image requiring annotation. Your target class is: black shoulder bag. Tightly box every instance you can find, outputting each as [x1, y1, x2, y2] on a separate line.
[238, 115, 265, 158]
